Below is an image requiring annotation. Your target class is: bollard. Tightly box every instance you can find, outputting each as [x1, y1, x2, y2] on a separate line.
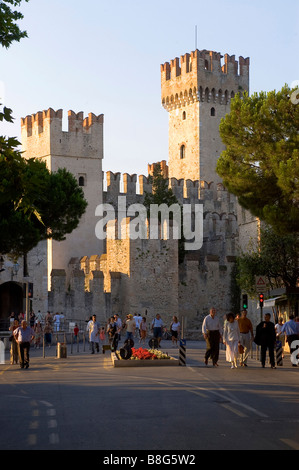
[57, 342, 67, 359]
[0, 338, 5, 364]
[276, 340, 283, 366]
[179, 339, 186, 366]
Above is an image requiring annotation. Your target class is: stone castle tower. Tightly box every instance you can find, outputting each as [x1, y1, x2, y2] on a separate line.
[21, 108, 104, 289]
[0, 48, 253, 327]
[161, 50, 249, 183]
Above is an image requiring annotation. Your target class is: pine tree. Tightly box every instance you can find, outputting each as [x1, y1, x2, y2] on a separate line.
[216, 85, 299, 234]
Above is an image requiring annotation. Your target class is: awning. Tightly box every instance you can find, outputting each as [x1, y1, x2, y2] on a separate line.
[264, 297, 282, 307]
[256, 296, 284, 308]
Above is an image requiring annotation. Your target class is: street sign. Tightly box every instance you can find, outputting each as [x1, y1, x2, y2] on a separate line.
[255, 276, 267, 293]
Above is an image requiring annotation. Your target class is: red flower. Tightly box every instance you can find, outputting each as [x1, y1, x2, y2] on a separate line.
[131, 347, 157, 360]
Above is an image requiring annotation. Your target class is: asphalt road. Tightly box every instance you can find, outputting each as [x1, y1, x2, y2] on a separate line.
[1, 340, 299, 452]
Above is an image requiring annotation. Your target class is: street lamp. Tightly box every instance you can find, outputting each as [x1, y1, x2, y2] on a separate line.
[11, 262, 20, 280]
[12, 262, 19, 277]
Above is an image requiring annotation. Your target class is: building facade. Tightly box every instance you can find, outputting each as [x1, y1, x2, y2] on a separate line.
[0, 48, 264, 332]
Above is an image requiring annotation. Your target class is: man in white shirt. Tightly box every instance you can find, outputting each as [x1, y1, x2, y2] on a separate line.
[89, 315, 100, 354]
[14, 320, 35, 369]
[133, 314, 142, 337]
[202, 308, 222, 367]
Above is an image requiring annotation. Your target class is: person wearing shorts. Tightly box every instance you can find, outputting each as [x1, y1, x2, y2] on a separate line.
[170, 316, 180, 346]
[152, 314, 164, 347]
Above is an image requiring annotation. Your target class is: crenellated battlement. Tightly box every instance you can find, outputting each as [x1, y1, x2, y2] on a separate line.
[21, 108, 63, 137]
[103, 170, 237, 222]
[161, 49, 249, 111]
[21, 107, 104, 137]
[21, 108, 104, 161]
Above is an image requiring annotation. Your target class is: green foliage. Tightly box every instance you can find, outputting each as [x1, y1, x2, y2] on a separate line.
[230, 263, 241, 314]
[236, 227, 299, 296]
[0, 0, 29, 48]
[144, 165, 178, 210]
[144, 165, 185, 263]
[0, 3, 87, 259]
[0, 148, 88, 257]
[216, 85, 299, 234]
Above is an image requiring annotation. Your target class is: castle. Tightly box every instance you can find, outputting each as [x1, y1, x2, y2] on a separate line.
[0, 48, 260, 332]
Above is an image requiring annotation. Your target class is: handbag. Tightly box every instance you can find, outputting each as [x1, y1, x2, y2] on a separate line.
[238, 343, 244, 354]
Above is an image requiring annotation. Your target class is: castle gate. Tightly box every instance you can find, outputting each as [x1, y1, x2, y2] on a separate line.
[0, 282, 23, 328]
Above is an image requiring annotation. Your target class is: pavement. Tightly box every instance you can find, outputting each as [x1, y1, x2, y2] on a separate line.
[1, 337, 298, 452]
[1, 335, 291, 368]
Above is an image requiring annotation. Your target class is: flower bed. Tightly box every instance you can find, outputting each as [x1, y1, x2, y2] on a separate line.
[111, 347, 179, 367]
[131, 347, 170, 360]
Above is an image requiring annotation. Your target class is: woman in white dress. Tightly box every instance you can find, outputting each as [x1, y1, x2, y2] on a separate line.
[223, 313, 241, 368]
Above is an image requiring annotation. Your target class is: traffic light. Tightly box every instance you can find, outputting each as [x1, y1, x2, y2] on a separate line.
[242, 294, 248, 309]
[259, 293, 264, 307]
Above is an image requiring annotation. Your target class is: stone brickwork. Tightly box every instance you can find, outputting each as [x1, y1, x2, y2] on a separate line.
[21, 108, 104, 279]
[20, 108, 104, 316]
[2, 48, 257, 332]
[161, 49, 249, 183]
[100, 169, 239, 327]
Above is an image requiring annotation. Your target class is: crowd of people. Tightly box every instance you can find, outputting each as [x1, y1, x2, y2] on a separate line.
[7, 306, 299, 369]
[86, 313, 181, 354]
[202, 308, 299, 369]
[7, 310, 66, 366]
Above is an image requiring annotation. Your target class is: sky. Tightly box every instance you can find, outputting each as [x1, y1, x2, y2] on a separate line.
[1, 0, 299, 177]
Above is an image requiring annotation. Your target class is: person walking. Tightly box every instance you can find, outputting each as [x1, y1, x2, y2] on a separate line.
[89, 315, 100, 354]
[29, 311, 36, 328]
[223, 313, 241, 368]
[238, 310, 254, 367]
[275, 317, 285, 358]
[281, 314, 299, 366]
[139, 317, 147, 344]
[114, 314, 123, 346]
[44, 322, 53, 348]
[9, 319, 19, 364]
[34, 321, 43, 349]
[53, 312, 61, 332]
[202, 308, 222, 367]
[13, 320, 35, 369]
[107, 317, 118, 351]
[170, 316, 180, 347]
[125, 314, 136, 342]
[45, 311, 53, 325]
[151, 314, 164, 348]
[73, 324, 79, 342]
[255, 313, 276, 369]
[133, 314, 142, 338]
[99, 327, 106, 346]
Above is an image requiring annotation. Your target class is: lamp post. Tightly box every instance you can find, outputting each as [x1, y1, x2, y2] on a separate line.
[12, 262, 19, 279]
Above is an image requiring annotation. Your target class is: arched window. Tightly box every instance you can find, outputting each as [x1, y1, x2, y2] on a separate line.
[182, 111, 186, 120]
[180, 144, 185, 159]
[78, 176, 85, 187]
[211, 107, 216, 117]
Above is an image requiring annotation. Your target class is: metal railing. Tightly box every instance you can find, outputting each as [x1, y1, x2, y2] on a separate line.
[41, 330, 90, 358]
[0, 318, 89, 333]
